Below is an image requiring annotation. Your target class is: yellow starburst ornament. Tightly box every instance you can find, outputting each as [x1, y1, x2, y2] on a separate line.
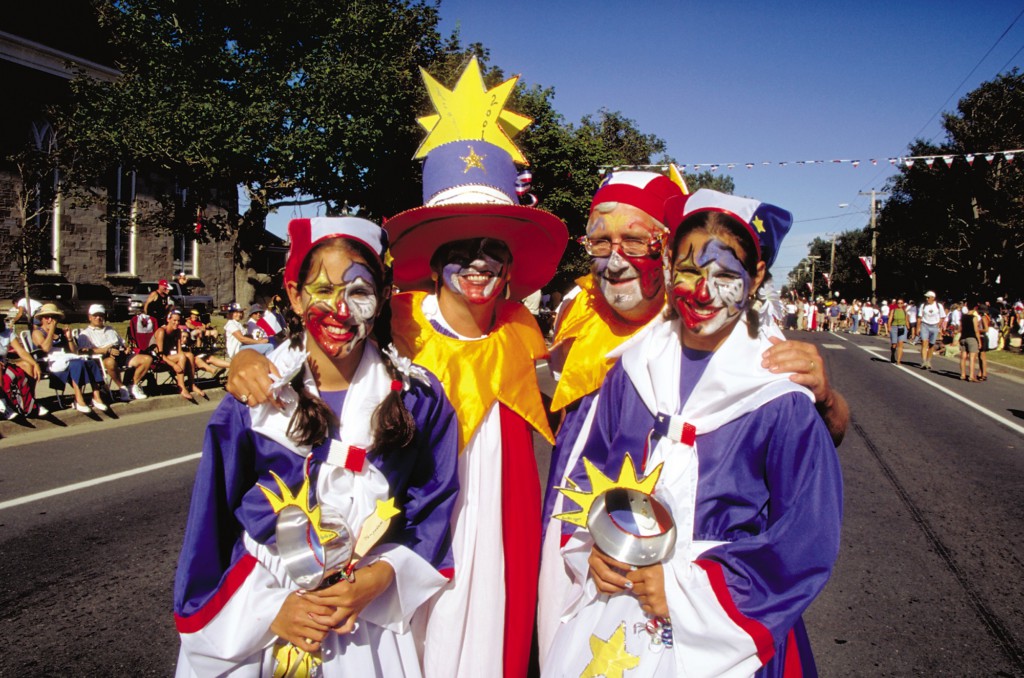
[415, 56, 533, 163]
[580, 622, 640, 678]
[258, 470, 339, 545]
[554, 455, 663, 528]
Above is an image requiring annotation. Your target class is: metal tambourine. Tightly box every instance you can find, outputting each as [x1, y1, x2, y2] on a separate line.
[275, 505, 354, 590]
[587, 487, 677, 567]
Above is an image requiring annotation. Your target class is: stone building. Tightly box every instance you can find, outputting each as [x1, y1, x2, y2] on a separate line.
[0, 8, 255, 308]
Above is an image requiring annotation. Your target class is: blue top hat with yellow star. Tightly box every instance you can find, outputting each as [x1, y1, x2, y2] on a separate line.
[385, 58, 567, 299]
[675, 188, 793, 268]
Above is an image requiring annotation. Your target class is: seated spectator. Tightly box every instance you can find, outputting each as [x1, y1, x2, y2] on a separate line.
[0, 321, 46, 419]
[76, 304, 153, 401]
[223, 302, 272, 356]
[181, 309, 229, 377]
[13, 296, 42, 326]
[260, 296, 287, 345]
[148, 309, 207, 401]
[31, 304, 109, 414]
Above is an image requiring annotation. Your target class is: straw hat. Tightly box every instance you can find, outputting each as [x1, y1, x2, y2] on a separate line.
[34, 303, 64, 320]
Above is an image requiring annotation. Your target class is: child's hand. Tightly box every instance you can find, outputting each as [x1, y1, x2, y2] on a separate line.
[270, 591, 336, 652]
[303, 561, 395, 635]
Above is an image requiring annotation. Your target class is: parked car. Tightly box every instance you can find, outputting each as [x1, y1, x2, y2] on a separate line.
[113, 281, 215, 318]
[26, 282, 115, 321]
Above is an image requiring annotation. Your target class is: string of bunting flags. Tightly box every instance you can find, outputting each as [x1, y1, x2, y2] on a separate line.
[598, 148, 1023, 174]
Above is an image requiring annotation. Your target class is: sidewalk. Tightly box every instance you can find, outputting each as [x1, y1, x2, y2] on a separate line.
[0, 376, 225, 440]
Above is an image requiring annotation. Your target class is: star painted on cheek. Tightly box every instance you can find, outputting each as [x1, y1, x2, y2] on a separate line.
[303, 267, 345, 314]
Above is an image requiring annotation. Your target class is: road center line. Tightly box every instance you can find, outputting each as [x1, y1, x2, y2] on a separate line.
[0, 452, 202, 511]
[833, 333, 1024, 437]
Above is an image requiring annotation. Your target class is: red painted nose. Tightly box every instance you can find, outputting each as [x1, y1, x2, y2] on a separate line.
[695, 278, 712, 304]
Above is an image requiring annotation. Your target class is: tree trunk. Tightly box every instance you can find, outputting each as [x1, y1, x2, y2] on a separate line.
[233, 202, 269, 308]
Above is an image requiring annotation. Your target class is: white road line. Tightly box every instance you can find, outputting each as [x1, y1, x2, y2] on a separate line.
[821, 343, 846, 350]
[833, 333, 1024, 437]
[0, 452, 202, 511]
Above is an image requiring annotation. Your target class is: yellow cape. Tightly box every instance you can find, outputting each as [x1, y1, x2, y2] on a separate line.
[391, 291, 554, 451]
[549, 276, 664, 412]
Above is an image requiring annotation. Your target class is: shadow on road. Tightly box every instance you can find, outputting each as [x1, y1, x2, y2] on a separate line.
[1009, 409, 1024, 421]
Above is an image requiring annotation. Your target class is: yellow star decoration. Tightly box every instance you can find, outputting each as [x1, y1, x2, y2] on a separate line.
[554, 455, 663, 528]
[460, 145, 487, 173]
[580, 622, 640, 678]
[272, 640, 320, 678]
[752, 215, 766, 233]
[415, 56, 533, 163]
[374, 497, 401, 521]
[257, 470, 339, 545]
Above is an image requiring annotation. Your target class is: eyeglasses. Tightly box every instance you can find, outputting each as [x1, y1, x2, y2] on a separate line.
[579, 235, 663, 258]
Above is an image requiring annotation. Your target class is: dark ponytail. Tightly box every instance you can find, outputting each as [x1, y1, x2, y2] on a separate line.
[371, 298, 417, 451]
[284, 307, 338, 448]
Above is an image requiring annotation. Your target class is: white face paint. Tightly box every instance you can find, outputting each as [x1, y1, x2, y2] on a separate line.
[586, 203, 666, 322]
[438, 239, 511, 306]
[595, 250, 644, 312]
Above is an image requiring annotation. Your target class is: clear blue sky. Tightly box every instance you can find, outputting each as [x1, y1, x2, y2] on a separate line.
[267, 0, 1024, 281]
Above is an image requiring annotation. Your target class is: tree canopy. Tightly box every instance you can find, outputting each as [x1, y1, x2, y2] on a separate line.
[875, 70, 1024, 301]
[52, 1, 697, 299]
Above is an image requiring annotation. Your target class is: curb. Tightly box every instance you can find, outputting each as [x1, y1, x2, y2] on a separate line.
[0, 386, 225, 440]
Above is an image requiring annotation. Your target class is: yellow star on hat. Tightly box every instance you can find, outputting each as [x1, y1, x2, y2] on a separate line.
[580, 623, 640, 678]
[415, 57, 533, 164]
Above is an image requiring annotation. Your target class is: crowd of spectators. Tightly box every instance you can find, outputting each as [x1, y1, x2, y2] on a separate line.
[782, 292, 1024, 379]
[1, 275, 292, 418]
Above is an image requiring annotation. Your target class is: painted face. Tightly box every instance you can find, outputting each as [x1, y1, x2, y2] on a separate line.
[301, 251, 379, 358]
[586, 204, 665, 318]
[670, 230, 753, 336]
[439, 239, 510, 305]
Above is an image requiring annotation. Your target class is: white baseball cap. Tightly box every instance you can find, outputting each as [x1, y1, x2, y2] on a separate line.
[925, 291, 936, 298]
[88, 304, 107, 316]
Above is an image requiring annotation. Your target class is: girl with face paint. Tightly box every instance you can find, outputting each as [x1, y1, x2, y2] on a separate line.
[546, 196, 842, 678]
[667, 212, 764, 350]
[174, 218, 459, 678]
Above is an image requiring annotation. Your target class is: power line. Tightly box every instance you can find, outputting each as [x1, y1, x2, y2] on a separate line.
[914, 6, 1024, 144]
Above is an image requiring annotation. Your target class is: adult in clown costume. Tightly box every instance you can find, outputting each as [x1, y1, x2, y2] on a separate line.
[173, 217, 460, 677]
[537, 172, 848, 665]
[543, 190, 843, 677]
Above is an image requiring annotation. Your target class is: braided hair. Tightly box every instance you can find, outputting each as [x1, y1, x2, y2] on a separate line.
[285, 237, 416, 451]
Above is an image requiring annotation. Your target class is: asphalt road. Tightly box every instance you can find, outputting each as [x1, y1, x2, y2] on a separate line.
[0, 335, 1022, 676]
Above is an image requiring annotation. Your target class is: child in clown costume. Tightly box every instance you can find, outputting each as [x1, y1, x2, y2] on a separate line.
[544, 190, 843, 678]
[173, 217, 459, 677]
[381, 64, 568, 676]
[537, 174, 848, 667]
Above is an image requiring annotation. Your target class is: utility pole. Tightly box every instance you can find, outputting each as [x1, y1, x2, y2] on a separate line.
[808, 254, 821, 301]
[859, 189, 889, 305]
[828, 233, 837, 292]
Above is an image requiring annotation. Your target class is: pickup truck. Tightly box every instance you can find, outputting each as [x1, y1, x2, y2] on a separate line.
[114, 281, 215, 318]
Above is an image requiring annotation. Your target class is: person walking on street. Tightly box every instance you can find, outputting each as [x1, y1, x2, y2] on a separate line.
[918, 292, 944, 369]
[889, 298, 909, 364]
[959, 300, 982, 381]
[978, 304, 996, 380]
